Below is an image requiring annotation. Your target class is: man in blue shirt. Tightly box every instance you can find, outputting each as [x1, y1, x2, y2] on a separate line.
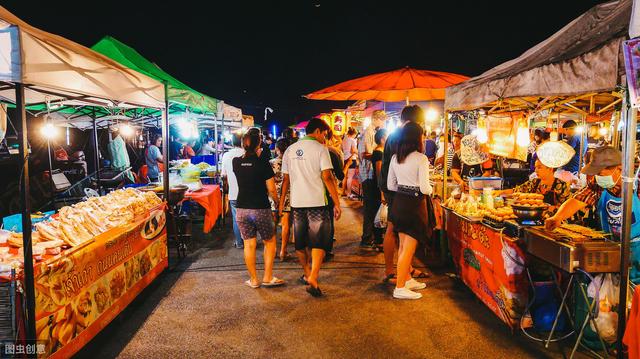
[424, 130, 437, 164]
[562, 120, 586, 173]
[145, 135, 164, 182]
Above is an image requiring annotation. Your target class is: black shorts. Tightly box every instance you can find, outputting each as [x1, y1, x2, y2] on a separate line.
[293, 206, 332, 252]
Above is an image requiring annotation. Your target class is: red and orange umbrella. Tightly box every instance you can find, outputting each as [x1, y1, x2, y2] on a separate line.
[305, 67, 469, 103]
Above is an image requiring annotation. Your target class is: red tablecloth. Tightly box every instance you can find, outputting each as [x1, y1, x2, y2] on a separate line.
[185, 184, 222, 233]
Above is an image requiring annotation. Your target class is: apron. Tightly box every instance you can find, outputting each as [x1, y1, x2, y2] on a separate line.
[598, 188, 640, 282]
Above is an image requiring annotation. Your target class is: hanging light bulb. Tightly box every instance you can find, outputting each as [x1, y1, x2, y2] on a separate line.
[476, 118, 488, 144]
[516, 121, 530, 147]
[41, 123, 57, 139]
[119, 123, 134, 137]
[599, 126, 608, 137]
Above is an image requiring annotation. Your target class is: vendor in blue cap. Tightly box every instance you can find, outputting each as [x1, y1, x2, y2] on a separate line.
[545, 146, 640, 281]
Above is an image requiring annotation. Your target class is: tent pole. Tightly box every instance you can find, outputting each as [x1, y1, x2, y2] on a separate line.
[578, 115, 585, 171]
[441, 111, 450, 266]
[47, 138, 54, 195]
[16, 83, 37, 343]
[162, 83, 170, 201]
[617, 94, 635, 358]
[92, 116, 101, 194]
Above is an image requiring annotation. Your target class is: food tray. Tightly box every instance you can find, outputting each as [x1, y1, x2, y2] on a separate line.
[482, 217, 505, 229]
[468, 177, 503, 190]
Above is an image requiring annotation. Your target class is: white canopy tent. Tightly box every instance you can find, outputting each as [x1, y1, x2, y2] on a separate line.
[445, 0, 631, 112]
[0, 6, 167, 347]
[0, 6, 164, 108]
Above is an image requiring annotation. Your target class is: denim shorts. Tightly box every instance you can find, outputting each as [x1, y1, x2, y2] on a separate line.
[236, 208, 275, 241]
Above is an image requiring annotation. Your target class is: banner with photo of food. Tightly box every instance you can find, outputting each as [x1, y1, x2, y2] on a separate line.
[445, 210, 528, 329]
[32, 205, 168, 358]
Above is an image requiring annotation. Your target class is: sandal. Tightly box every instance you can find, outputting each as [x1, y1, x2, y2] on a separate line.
[244, 279, 260, 289]
[306, 285, 323, 297]
[382, 273, 397, 284]
[411, 269, 431, 279]
[298, 275, 309, 285]
[262, 277, 285, 287]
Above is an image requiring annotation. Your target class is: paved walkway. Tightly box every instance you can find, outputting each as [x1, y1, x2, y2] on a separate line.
[77, 199, 587, 359]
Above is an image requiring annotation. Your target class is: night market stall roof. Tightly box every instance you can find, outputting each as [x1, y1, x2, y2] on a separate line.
[0, 6, 164, 109]
[444, 0, 631, 115]
[91, 36, 219, 115]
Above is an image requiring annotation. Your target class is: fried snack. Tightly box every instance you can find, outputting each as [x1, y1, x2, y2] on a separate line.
[94, 283, 110, 314]
[110, 270, 125, 299]
[73, 291, 93, 328]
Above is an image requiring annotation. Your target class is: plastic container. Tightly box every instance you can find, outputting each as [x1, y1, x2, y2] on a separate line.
[468, 177, 503, 190]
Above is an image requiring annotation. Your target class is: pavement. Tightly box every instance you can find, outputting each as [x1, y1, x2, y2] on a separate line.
[76, 198, 590, 359]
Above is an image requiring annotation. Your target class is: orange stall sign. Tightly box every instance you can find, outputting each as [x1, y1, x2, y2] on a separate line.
[33, 205, 168, 358]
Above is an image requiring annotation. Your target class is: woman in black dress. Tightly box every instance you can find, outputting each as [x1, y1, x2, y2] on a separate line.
[387, 122, 432, 300]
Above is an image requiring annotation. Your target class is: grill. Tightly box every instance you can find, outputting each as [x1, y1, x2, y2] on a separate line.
[524, 227, 620, 273]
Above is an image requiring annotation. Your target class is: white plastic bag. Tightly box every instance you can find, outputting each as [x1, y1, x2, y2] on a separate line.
[587, 273, 620, 343]
[374, 204, 388, 229]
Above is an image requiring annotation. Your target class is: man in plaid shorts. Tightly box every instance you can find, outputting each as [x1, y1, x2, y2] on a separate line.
[280, 118, 342, 297]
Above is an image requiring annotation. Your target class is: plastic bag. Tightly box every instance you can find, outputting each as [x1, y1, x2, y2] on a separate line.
[587, 273, 620, 343]
[374, 204, 388, 229]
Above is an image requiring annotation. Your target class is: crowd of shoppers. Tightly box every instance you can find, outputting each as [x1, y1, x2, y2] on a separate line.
[225, 106, 438, 300]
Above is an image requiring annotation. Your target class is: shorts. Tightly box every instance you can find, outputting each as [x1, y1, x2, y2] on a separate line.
[235, 208, 275, 241]
[293, 206, 332, 252]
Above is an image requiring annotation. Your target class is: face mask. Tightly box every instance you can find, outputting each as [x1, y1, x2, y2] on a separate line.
[595, 175, 616, 189]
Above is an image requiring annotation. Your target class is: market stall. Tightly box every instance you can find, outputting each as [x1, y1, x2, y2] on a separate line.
[0, 6, 171, 358]
[92, 36, 224, 233]
[443, 0, 634, 356]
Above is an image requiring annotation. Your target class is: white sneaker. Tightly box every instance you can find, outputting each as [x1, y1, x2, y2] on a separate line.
[405, 278, 427, 291]
[393, 287, 423, 299]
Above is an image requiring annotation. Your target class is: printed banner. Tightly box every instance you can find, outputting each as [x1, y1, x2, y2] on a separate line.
[32, 206, 168, 358]
[623, 38, 640, 108]
[445, 210, 528, 328]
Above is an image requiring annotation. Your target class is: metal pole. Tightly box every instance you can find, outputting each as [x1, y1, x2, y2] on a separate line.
[92, 117, 101, 194]
[442, 111, 449, 200]
[47, 138, 54, 195]
[440, 111, 450, 265]
[162, 82, 170, 200]
[617, 94, 635, 358]
[579, 115, 586, 171]
[16, 83, 36, 344]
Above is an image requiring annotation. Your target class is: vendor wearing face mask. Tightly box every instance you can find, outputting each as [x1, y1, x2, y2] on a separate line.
[545, 146, 632, 237]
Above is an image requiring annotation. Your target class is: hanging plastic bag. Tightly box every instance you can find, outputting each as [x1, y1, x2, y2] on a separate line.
[587, 273, 620, 343]
[374, 203, 388, 229]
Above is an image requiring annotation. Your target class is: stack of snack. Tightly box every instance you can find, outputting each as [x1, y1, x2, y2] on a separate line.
[483, 206, 516, 223]
[511, 193, 546, 207]
[34, 188, 162, 248]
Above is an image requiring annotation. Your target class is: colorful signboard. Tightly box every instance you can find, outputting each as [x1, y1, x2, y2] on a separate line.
[33, 205, 168, 358]
[623, 38, 640, 108]
[446, 210, 528, 329]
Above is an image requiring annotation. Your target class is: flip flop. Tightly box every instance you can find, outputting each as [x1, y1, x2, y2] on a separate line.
[411, 269, 431, 279]
[262, 277, 285, 287]
[306, 285, 323, 297]
[298, 275, 309, 285]
[244, 279, 260, 289]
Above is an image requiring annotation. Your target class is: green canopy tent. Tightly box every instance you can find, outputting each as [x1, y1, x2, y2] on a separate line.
[91, 36, 219, 116]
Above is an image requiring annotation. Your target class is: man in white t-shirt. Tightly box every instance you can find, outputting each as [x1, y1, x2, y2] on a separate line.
[280, 118, 341, 297]
[221, 134, 245, 249]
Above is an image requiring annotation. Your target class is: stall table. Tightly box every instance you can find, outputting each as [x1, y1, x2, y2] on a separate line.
[444, 207, 529, 330]
[184, 185, 222, 233]
[29, 204, 168, 358]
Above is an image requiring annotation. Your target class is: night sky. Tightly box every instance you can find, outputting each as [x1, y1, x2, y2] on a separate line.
[3, 1, 603, 126]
